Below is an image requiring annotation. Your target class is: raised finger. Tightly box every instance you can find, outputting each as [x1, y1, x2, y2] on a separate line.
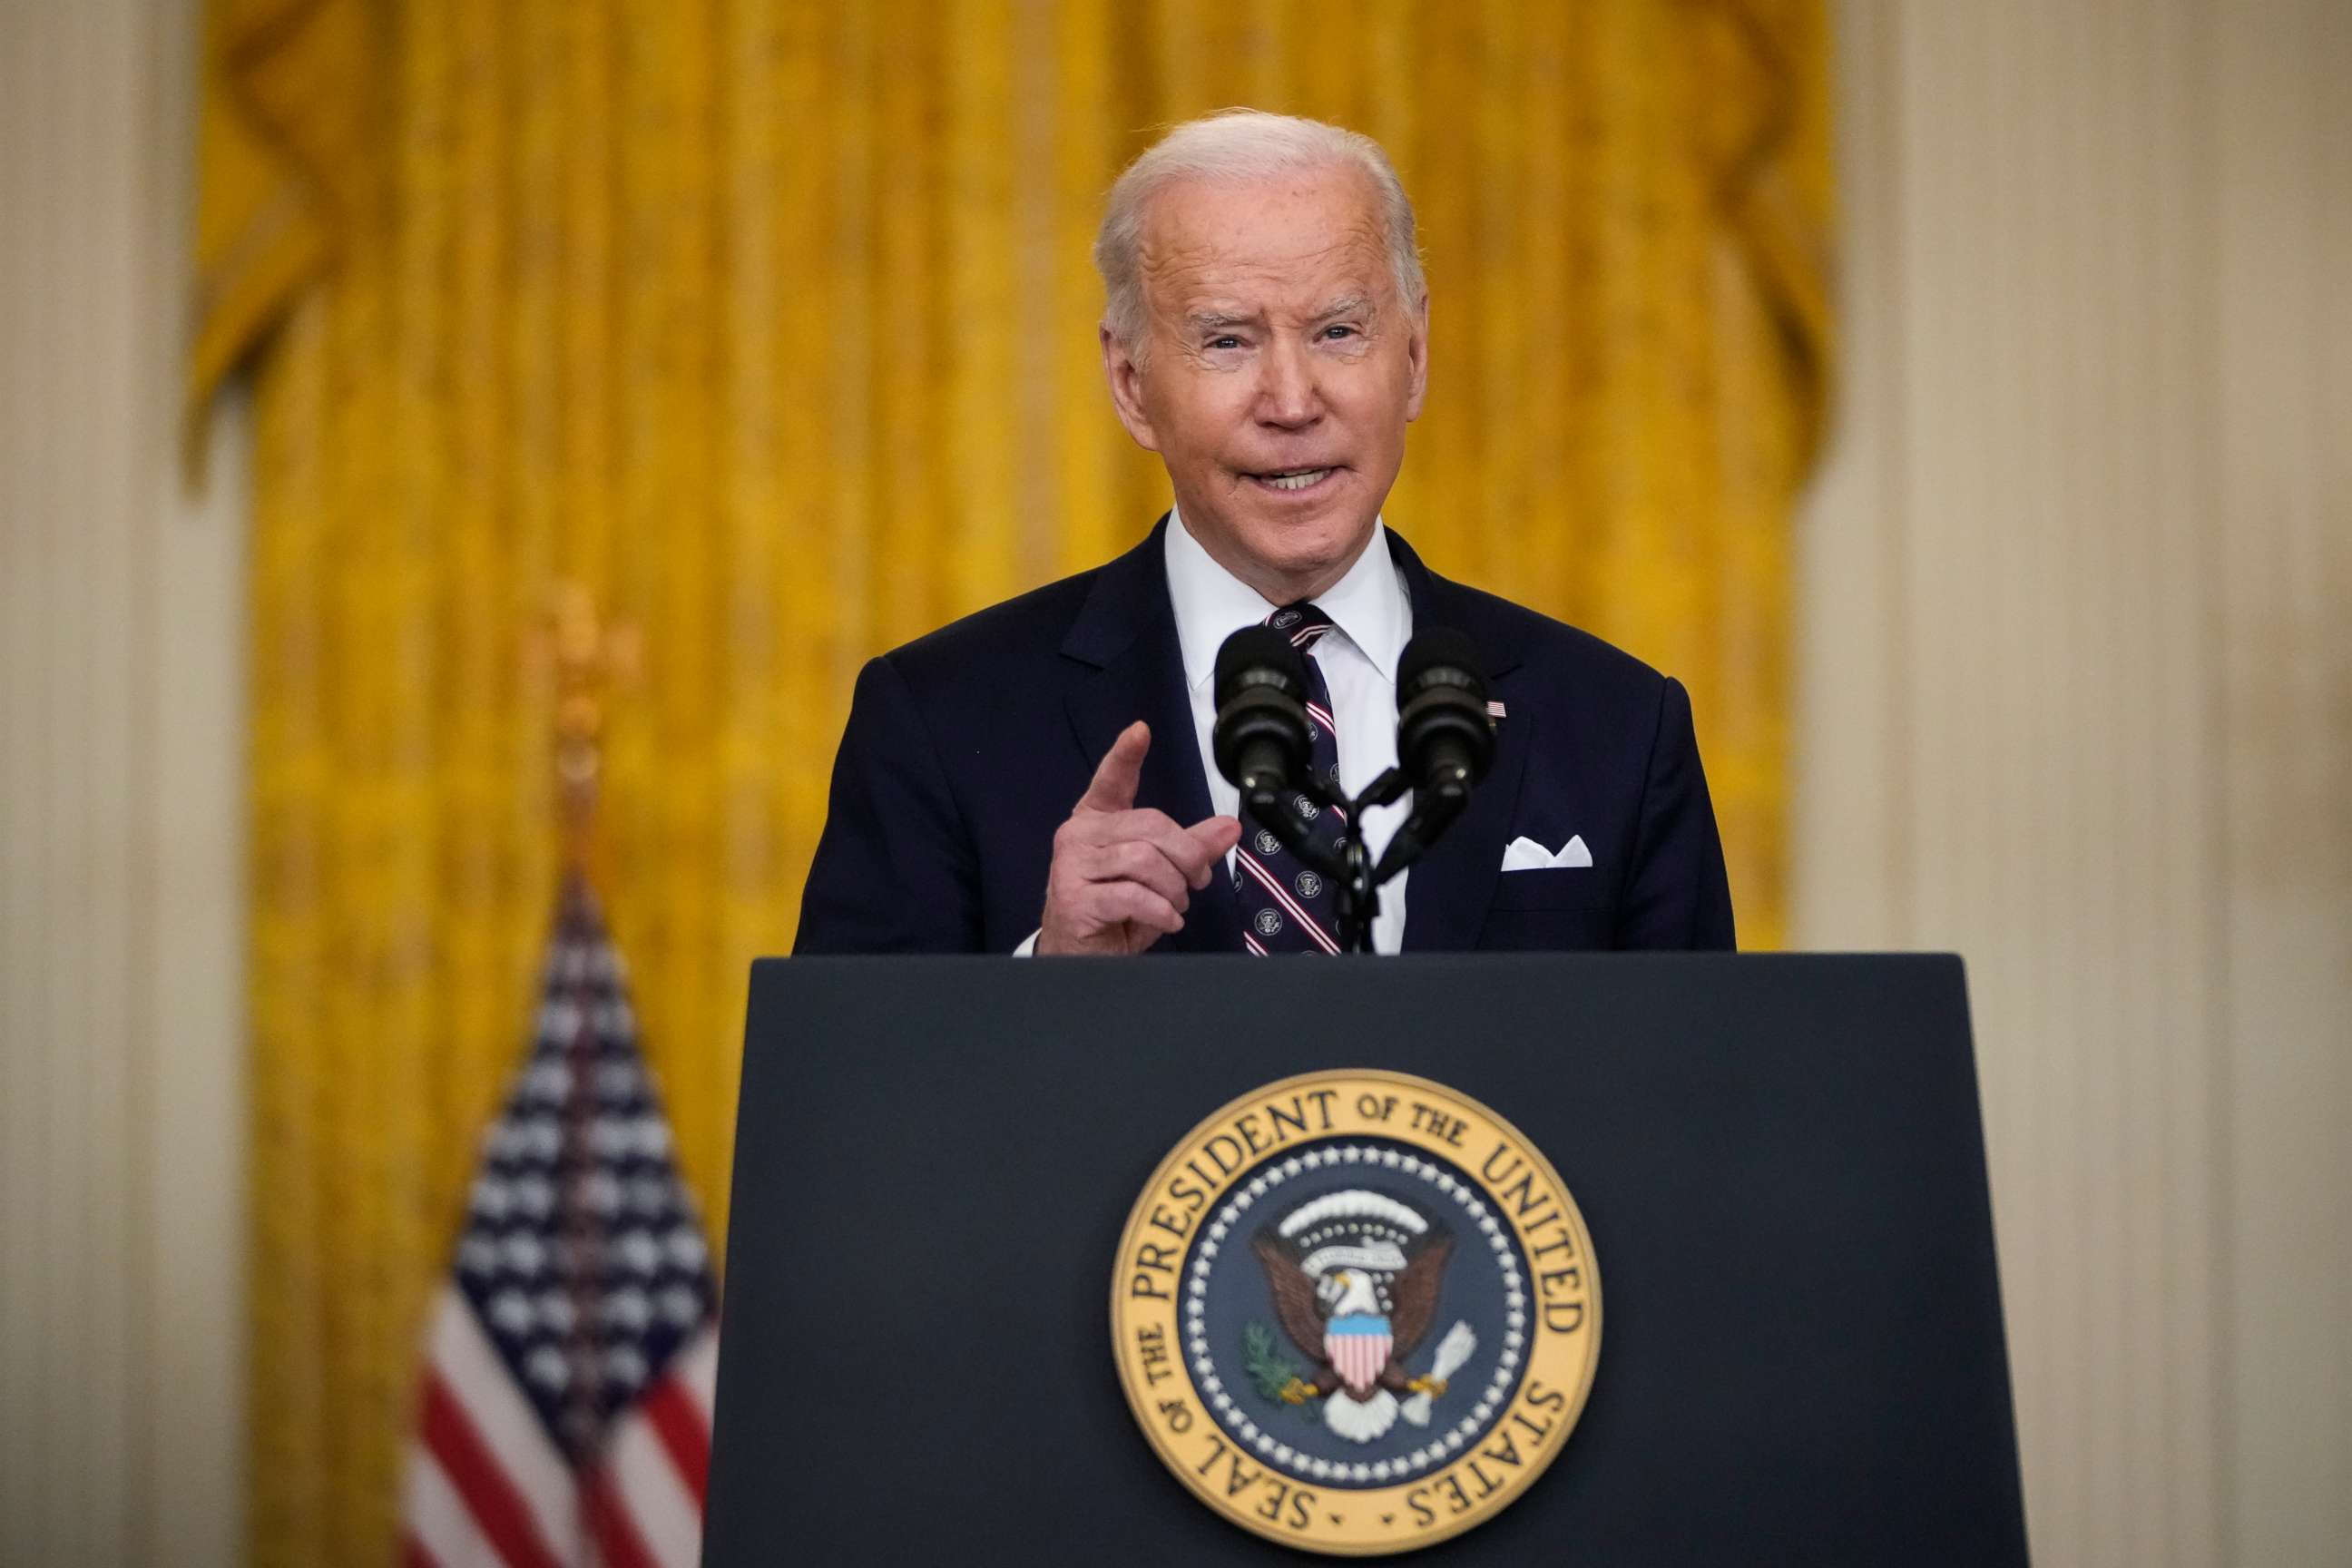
[1075, 721, 1150, 815]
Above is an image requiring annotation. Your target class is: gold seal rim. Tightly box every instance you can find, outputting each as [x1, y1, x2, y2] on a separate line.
[1109, 1068, 1602, 1557]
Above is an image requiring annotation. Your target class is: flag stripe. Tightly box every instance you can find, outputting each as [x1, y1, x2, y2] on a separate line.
[425, 1293, 577, 1556]
[640, 1377, 710, 1506]
[1326, 1330, 1392, 1395]
[669, 1324, 720, 1420]
[399, 1449, 487, 1568]
[610, 1409, 705, 1568]
[584, 1465, 662, 1568]
[421, 1373, 569, 1568]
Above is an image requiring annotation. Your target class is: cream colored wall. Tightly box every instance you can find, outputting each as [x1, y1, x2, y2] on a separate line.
[2212, 6, 2352, 1557]
[0, 1, 247, 1565]
[1798, 2, 2350, 1565]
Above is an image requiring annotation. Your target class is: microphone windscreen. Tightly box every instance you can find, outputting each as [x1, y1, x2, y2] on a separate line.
[1396, 627, 1485, 695]
[1396, 626, 1494, 789]
[1214, 624, 1308, 710]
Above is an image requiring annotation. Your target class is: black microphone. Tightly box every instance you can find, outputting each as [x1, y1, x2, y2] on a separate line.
[1212, 625, 1314, 798]
[1370, 630, 1494, 884]
[1395, 628, 1495, 803]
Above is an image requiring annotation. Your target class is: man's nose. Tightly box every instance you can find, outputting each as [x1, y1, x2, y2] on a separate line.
[1254, 339, 1322, 428]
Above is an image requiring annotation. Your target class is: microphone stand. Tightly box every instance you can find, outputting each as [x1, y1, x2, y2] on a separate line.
[1242, 763, 1457, 955]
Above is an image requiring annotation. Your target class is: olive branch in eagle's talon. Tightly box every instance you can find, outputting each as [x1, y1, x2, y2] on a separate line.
[1242, 1322, 1326, 1416]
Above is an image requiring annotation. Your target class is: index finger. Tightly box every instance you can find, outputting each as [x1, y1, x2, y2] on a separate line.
[1075, 720, 1150, 815]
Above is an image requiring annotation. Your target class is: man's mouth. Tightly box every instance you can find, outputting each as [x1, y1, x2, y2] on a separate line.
[1247, 466, 1338, 494]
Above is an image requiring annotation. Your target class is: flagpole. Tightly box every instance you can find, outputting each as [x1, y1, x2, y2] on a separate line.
[547, 583, 632, 1568]
[401, 585, 718, 1568]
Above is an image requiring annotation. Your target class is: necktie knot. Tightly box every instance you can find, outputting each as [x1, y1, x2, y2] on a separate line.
[1266, 601, 1336, 650]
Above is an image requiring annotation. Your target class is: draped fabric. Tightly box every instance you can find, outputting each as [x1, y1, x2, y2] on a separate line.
[192, 2, 1831, 1560]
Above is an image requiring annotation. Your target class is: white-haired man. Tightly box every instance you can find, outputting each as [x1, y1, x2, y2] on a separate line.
[797, 110, 1733, 956]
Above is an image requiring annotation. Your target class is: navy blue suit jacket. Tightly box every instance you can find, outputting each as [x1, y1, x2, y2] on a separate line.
[795, 520, 1735, 954]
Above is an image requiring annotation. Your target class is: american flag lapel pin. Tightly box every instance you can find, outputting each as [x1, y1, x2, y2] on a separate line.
[1486, 700, 1507, 719]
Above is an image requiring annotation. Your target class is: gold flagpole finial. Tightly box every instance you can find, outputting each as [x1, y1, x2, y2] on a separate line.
[541, 583, 641, 877]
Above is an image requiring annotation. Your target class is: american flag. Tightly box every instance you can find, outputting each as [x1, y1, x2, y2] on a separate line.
[400, 876, 720, 1568]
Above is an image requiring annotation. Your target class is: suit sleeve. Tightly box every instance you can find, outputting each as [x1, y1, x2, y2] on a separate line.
[1615, 675, 1737, 950]
[793, 654, 985, 954]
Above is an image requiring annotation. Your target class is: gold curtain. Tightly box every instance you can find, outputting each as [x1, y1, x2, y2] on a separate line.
[193, 1, 1830, 1561]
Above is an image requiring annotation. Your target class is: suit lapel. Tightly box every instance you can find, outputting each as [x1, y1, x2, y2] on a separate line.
[1063, 517, 1241, 953]
[1387, 533, 1530, 953]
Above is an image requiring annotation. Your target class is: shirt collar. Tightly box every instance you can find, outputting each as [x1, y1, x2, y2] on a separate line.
[1163, 504, 1411, 694]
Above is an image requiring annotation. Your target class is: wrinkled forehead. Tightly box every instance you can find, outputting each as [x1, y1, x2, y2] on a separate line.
[1136, 170, 1395, 320]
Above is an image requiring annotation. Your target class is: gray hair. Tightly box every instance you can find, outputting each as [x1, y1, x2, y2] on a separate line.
[1093, 109, 1426, 363]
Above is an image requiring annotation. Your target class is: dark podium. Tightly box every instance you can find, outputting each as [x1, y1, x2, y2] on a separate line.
[705, 956, 2026, 1565]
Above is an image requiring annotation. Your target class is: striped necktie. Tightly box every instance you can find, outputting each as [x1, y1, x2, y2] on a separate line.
[1235, 602, 1348, 955]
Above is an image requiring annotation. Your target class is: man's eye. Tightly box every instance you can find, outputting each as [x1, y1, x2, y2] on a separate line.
[1208, 335, 1242, 350]
[1321, 325, 1357, 340]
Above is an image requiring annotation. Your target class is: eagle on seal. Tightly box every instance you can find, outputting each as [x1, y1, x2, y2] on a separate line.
[1252, 1188, 1455, 1444]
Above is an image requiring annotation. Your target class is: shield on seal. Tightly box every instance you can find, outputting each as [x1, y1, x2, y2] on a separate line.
[1325, 1313, 1394, 1397]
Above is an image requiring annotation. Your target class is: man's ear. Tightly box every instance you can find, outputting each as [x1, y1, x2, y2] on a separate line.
[1101, 322, 1161, 453]
[1404, 292, 1430, 423]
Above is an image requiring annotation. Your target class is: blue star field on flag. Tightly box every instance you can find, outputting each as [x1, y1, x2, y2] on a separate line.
[449, 877, 718, 1464]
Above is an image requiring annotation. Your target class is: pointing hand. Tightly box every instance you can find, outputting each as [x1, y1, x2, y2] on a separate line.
[1035, 722, 1243, 956]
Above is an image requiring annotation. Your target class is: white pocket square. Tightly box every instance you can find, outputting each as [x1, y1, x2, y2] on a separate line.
[1501, 834, 1592, 871]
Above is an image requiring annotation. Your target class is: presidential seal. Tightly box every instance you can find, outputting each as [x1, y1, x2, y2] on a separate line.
[1112, 1071, 1600, 1555]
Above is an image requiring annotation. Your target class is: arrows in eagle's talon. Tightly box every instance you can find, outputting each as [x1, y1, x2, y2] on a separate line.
[1407, 1375, 1447, 1397]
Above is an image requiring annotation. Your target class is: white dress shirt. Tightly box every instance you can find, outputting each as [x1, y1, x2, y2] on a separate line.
[1019, 508, 1416, 955]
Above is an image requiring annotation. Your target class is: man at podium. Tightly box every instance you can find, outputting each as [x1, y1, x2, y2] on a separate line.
[796, 111, 1733, 957]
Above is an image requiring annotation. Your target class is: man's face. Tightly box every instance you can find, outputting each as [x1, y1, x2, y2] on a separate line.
[1103, 167, 1427, 602]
